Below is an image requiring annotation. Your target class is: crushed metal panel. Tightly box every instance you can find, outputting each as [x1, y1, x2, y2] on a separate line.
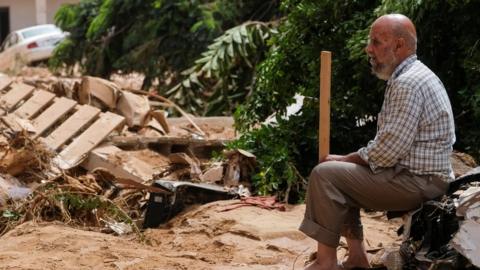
[143, 179, 238, 228]
[32, 97, 77, 137]
[42, 105, 100, 151]
[0, 82, 35, 114]
[450, 219, 480, 267]
[13, 89, 55, 119]
[54, 112, 125, 169]
[448, 166, 480, 194]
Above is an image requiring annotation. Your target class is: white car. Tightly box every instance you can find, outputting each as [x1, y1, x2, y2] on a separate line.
[0, 24, 67, 71]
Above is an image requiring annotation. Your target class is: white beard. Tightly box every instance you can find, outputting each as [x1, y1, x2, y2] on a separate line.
[369, 50, 397, 81]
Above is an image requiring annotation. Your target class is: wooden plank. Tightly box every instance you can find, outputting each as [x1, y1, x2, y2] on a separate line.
[0, 83, 35, 113]
[54, 112, 124, 169]
[110, 135, 231, 148]
[42, 105, 101, 151]
[0, 76, 12, 92]
[319, 51, 331, 162]
[14, 90, 55, 119]
[32, 97, 77, 137]
[0, 114, 36, 134]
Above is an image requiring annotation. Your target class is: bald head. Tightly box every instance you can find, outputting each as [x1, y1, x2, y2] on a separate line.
[366, 14, 418, 80]
[373, 14, 417, 53]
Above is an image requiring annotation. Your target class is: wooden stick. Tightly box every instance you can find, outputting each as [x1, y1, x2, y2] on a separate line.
[127, 88, 206, 136]
[319, 51, 331, 162]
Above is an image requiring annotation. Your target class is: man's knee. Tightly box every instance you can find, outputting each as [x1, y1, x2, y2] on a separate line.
[308, 161, 343, 190]
[310, 161, 344, 181]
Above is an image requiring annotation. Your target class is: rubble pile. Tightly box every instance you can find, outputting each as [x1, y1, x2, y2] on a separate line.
[397, 166, 480, 270]
[0, 70, 253, 239]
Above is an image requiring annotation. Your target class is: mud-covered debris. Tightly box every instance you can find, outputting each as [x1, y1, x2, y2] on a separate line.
[200, 162, 224, 183]
[117, 91, 150, 128]
[0, 172, 150, 236]
[223, 149, 256, 187]
[0, 76, 12, 91]
[51, 79, 78, 99]
[0, 174, 30, 205]
[218, 196, 285, 212]
[143, 179, 237, 227]
[451, 151, 478, 178]
[168, 153, 202, 181]
[0, 130, 54, 177]
[398, 168, 480, 270]
[150, 110, 169, 133]
[78, 76, 120, 110]
[456, 186, 480, 219]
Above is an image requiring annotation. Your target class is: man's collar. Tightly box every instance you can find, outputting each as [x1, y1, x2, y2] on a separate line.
[387, 54, 417, 84]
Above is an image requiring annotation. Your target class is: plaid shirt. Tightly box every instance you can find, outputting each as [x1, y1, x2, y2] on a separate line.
[358, 55, 456, 180]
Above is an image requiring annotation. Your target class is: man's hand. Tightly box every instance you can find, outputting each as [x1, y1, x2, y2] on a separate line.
[321, 153, 368, 166]
[323, 154, 346, 162]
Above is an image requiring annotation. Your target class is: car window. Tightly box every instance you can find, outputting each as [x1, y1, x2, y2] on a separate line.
[9, 33, 18, 45]
[20, 25, 61, 39]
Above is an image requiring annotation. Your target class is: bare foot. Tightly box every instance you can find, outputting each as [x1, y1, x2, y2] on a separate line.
[304, 260, 343, 270]
[342, 256, 370, 269]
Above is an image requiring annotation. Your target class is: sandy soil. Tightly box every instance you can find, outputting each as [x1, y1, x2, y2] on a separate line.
[0, 200, 401, 270]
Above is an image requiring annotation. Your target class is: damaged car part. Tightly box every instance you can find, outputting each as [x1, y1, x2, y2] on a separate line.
[143, 180, 238, 228]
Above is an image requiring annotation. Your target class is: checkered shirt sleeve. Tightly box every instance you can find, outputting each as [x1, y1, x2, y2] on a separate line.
[358, 55, 456, 179]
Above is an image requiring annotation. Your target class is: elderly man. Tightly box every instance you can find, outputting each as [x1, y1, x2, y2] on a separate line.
[299, 14, 455, 270]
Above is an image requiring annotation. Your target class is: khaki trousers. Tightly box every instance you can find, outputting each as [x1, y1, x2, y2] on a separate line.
[299, 161, 448, 247]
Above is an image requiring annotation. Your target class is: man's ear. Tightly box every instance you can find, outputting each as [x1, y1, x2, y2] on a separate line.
[395, 38, 406, 51]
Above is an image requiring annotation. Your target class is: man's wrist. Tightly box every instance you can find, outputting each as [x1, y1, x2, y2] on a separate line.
[344, 152, 368, 166]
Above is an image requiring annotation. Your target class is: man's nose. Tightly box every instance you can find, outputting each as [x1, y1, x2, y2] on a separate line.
[365, 43, 372, 54]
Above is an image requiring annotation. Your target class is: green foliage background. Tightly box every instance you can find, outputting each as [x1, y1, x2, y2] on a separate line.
[50, 0, 480, 201]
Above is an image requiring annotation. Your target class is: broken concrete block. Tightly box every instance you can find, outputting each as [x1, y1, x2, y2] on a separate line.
[116, 91, 150, 128]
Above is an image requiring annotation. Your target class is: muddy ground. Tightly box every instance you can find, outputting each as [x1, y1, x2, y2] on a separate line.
[0, 200, 401, 270]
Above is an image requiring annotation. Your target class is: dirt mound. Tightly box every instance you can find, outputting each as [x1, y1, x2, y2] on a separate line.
[0, 200, 401, 270]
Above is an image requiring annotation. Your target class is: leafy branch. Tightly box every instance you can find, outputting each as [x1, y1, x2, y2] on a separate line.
[165, 21, 275, 115]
